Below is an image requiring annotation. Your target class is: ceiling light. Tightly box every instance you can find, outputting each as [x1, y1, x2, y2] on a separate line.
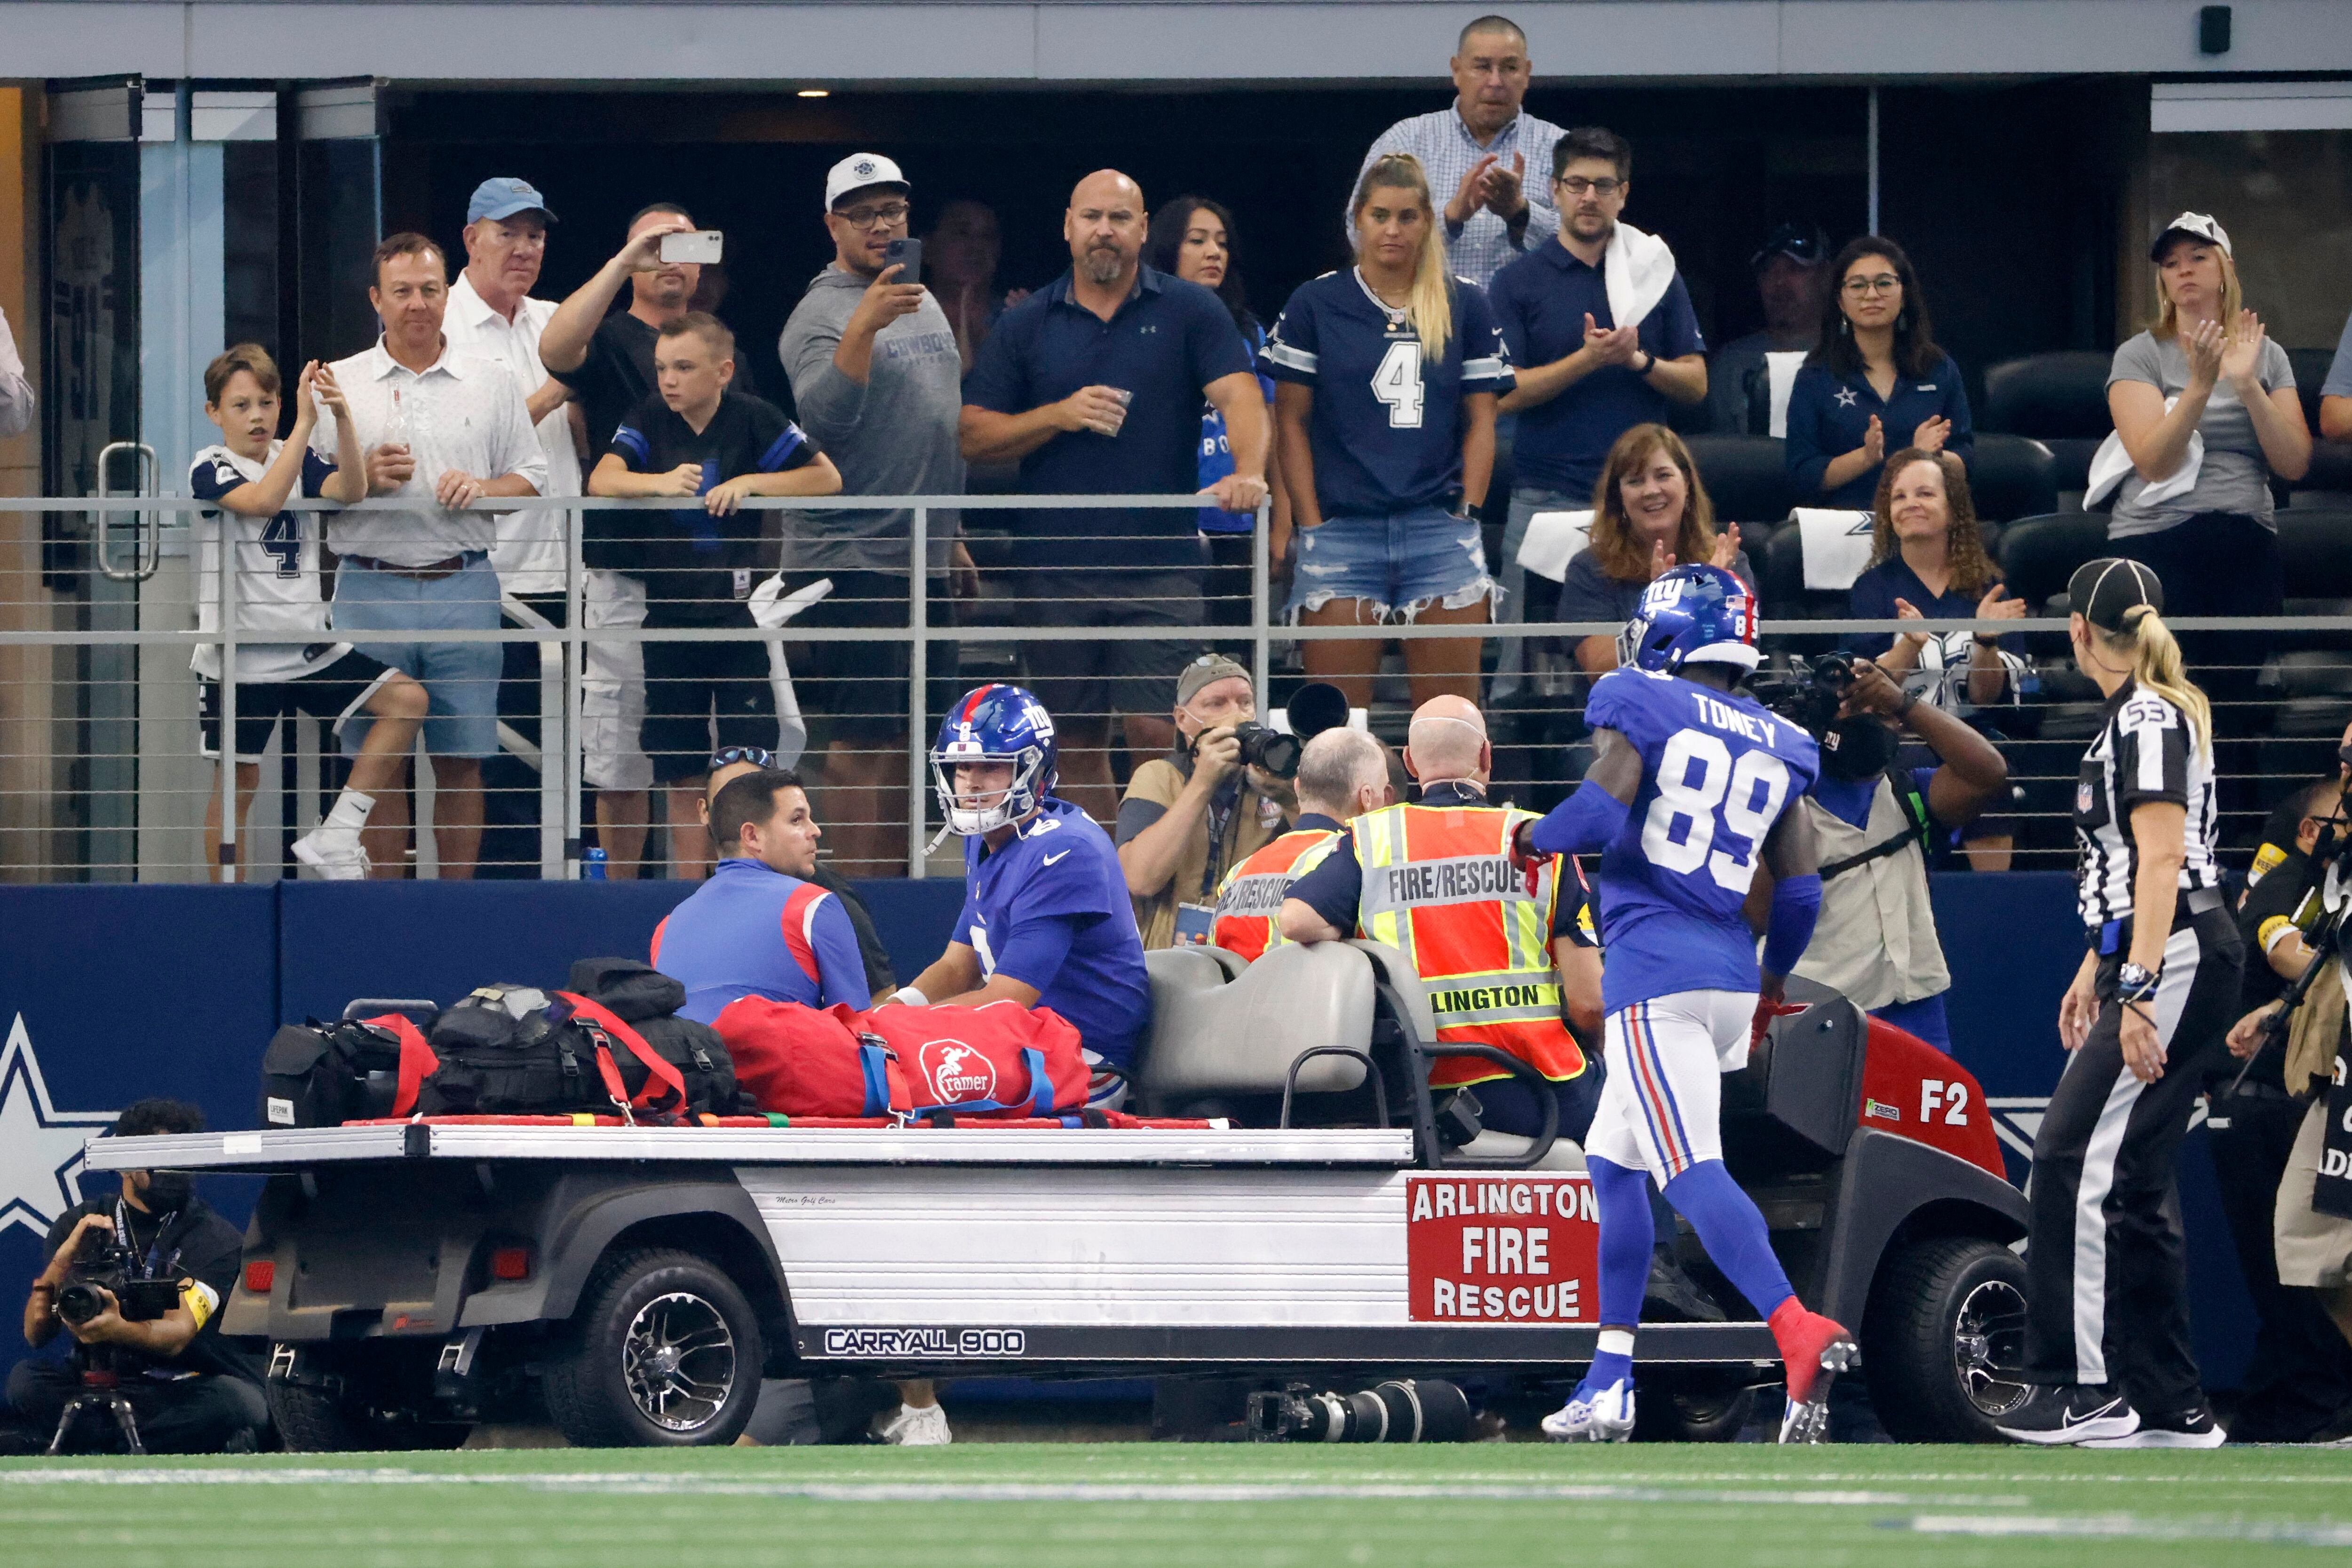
[798, 89, 830, 99]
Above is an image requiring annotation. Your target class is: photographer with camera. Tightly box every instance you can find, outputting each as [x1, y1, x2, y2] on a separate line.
[1771, 652, 2008, 1051]
[8, 1099, 266, 1454]
[1116, 656, 1299, 950]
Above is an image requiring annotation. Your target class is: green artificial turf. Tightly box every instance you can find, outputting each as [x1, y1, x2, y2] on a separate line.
[5, 1442, 2350, 1567]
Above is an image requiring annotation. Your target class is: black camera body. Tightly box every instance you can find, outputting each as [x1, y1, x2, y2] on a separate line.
[54, 1224, 179, 1327]
[1228, 721, 1303, 780]
[1757, 652, 1858, 737]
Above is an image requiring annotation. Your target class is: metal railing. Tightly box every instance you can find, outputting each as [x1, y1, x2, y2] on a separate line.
[1, 490, 2345, 882]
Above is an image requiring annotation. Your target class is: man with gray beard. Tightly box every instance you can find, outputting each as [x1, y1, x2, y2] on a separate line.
[961, 169, 1268, 822]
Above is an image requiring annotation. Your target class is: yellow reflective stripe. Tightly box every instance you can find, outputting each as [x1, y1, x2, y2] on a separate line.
[1426, 978, 1565, 1027]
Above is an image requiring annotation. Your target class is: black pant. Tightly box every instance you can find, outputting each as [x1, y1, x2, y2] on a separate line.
[640, 631, 777, 786]
[2112, 513, 2282, 736]
[7, 1359, 268, 1454]
[2023, 905, 2243, 1414]
[1472, 1060, 1604, 1147]
[2209, 1084, 2352, 1439]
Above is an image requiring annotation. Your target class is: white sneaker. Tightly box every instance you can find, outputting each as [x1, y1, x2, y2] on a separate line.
[293, 828, 370, 881]
[1542, 1377, 1635, 1442]
[875, 1401, 952, 1446]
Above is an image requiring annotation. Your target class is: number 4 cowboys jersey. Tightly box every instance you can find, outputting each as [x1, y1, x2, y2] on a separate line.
[1585, 666, 1821, 1013]
[187, 441, 351, 684]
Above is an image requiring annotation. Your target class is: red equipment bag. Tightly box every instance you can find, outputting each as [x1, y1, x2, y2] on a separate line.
[714, 996, 1089, 1119]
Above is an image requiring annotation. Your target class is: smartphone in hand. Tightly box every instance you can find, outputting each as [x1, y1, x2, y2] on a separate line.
[659, 230, 724, 265]
[882, 237, 923, 287]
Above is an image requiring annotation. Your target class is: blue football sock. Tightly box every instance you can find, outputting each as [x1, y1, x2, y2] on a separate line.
[1662, 1159, 1795, 1319]
[1581, 1156, 1653, 1393]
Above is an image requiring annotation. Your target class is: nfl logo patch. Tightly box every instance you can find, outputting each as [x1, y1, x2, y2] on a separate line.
[2076, 782, 2094, 813]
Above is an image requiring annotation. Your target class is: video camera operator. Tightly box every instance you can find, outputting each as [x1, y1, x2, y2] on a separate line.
[8, 1099, 266, 1454]
[2215, 771, 2352, 1440]
[1116, 655, 1298, 949]
[1764, 652, 2008, 1051]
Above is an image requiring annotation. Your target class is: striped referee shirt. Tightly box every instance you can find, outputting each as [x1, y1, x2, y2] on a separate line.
[2073, 680, 2221, 929]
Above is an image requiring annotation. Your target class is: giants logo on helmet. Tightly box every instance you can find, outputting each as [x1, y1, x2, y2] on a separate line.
[918, 1039, 998, 1103]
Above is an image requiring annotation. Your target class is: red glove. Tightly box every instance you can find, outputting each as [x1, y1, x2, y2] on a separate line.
[1750, 996, 1806, 1049]
[1508, 820, 1547, 897]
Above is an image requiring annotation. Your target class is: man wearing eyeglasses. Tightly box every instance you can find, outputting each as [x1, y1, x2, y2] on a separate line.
[779, 155, 979, 876]
[1485, 126, 1705, 700]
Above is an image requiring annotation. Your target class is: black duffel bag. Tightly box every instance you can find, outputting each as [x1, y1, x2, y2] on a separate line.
[563, 958, 744, 1117]
[257, 1006, 436, 1129]
[413, 968, 743, 1120]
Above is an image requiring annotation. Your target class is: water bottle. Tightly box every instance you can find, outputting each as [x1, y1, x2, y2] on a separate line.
[582, 847, 608, 881]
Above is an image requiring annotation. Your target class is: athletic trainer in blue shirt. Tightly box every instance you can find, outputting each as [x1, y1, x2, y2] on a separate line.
[651, 767, 872, 1023]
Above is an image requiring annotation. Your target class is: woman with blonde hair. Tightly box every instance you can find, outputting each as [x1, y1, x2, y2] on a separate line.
[1554, 422, 1753, 674]
[1266, 152, 1514, 708]
[1999, 558, 2242, 1449]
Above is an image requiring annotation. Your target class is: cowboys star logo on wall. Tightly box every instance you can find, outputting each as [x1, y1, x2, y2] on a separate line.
[1986, 1094, 2209, 1172]
[0, 1013, 120, 1237]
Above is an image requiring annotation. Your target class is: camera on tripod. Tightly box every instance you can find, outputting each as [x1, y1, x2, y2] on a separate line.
[54, 1221, 180, 1329]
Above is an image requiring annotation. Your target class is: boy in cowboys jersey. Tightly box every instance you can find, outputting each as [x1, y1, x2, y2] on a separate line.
[1510, 563, 1856, 1442]
[191, 345, 429, 879]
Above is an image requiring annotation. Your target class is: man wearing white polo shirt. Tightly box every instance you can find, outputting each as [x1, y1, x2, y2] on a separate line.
[444, 177, 595, 874]
[312, 232, 547, 878]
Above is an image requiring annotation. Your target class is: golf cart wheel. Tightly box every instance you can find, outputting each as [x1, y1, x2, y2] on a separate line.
[1630, 1373, 1755, 1443]
[267, 1359, 472, 1453]
[544, 1248, 761, 1448]
[1862, 1235, 2031, 1442]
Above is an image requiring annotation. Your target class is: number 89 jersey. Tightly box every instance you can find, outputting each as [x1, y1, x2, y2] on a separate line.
[1262, 268, 1514, 520]
[1585, 666, 1821, 1012]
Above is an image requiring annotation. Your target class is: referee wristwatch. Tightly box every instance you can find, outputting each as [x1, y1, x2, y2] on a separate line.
[2117, 962, 2161, 1003]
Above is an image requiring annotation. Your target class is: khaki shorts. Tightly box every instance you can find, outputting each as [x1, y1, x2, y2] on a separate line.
[2275, 1098, 2352, 1290]
[581, 569, 653, 793]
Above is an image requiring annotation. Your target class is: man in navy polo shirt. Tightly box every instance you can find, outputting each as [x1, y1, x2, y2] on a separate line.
[1486, 127, 1706, 701]
[961, 168, 1268, 824]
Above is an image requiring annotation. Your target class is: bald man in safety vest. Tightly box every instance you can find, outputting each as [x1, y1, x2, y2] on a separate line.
[1279, 695, 1600, 1143]
[1211, 726, 1394, 962]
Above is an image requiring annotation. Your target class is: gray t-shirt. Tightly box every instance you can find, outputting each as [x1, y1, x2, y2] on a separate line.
[777, 264, 964, 575]
[2325, 308, 2352, 399]
[2105, 328, 2296, 538]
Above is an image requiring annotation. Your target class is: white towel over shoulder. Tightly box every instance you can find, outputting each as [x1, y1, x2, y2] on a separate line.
[1603, 222, 1678, 334]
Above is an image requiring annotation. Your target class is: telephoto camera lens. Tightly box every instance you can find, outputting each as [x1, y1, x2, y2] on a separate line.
[1246, 1380, 1472, 1442]
[1230, 721, 1304, 780]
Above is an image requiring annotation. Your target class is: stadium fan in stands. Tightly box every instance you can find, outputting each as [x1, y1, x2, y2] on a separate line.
[1279, 695, 1599, 1145]
[586, 313, 842, 876]
[925, 199, 1020, 375]
[2103, 214, 2310, 752]
[2208, 774, 2352, 1442]
[1707, 222, 1829, 436]
[441, 177, 588, 879]
[0, 302, 32, 437]
[311, 232, 549, 881]
[778, 153, 977, 878]
[1116, 655, 1296, 950]
[189, 344, 429, 881]
[960, 170, 1266, 824]
[699, 746, 895, 999]
[1268, 152, 1512, 708]
[541, 202, 742, 878]
[1554, 423, 1754, 674]
[1782, 655, 2008, 1051]
[1487, 126, 1707, 703]
[1211, 726, 1392, 962]
[1147, 195, 1288, 635]
[1784, 236, 1973, 510]
[2325, 305, 2352, 444]
[1352, 15, 1565, 290]
[8, 1099, 267, 1455]
[1846, 448, 2026, 869]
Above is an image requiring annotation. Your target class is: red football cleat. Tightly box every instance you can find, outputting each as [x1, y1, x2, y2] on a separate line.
[1768, 1299, 1859, 1444]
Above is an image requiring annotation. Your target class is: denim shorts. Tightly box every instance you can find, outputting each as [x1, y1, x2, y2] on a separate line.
[331, 554, 502, 758]
[1286, 504, 1494, 621]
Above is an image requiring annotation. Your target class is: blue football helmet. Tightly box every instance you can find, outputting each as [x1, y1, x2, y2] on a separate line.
[931, 684, 1060, 835]
[1616, 564, 1760, 674]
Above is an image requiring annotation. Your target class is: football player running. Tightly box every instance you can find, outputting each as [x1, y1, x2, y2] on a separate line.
[1510, 563, 1856, 1443]
[895, 684, 1152, 1105]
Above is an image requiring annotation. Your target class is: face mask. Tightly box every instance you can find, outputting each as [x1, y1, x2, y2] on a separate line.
[1820, 715, 1899, 782]
[141, 1173, 193, 1214]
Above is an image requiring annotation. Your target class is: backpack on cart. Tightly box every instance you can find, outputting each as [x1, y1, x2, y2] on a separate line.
[562, 957, 744, 1117]
[256, 1003, 438, 1129]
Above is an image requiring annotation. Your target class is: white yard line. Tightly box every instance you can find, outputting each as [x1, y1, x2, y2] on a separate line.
[1911, 1513, 2352, 1547]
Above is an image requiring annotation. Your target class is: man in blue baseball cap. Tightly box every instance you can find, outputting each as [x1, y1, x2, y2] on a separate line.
[444, 176, 593, 875]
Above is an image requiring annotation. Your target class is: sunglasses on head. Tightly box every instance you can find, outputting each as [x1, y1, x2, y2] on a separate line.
[709, 746, 775, 770]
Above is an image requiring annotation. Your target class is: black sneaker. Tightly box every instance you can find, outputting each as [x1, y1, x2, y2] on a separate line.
[1994, 1384, 2140, 1445]
[2083, 1404, 2225, 1449]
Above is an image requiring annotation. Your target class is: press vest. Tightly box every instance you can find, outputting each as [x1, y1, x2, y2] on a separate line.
[1212, 826, 1342, 962]
[1350, 802, 1587, 1089]
[1795, 785, 1951, 1011]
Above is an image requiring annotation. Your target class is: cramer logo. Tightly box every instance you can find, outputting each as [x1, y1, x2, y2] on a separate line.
[822, 1328, 1026, 1358]
[917, 1040, 996, 1104]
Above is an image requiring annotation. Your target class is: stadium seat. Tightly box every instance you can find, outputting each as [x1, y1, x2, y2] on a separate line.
[1760, 518, 1851, 621]
[1981, 351, 2114, 499]
[1686, 434, 1796, 525]
[1967, 434, 2059, 524]
[1994, 511, 2108, 613]
[2286, 347, 2352, 498]
[1136, 941, 1369, 1111]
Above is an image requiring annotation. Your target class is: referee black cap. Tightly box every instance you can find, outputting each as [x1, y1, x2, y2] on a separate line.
[2067, 557, 2163, 632]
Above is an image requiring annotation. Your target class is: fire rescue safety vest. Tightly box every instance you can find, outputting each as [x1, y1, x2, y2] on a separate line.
[1350, 801, 1587, 1089]
[1211, 825, 1343, 962]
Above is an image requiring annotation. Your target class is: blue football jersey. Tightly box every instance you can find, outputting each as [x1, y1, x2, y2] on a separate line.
[1584, 667, 1821, 1012]
[957, 797, 1153, 1068]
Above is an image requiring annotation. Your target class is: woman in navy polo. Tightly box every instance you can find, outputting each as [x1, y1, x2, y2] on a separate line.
[1784, 237, 1973, 509]
[1264, 152, 1514, 707]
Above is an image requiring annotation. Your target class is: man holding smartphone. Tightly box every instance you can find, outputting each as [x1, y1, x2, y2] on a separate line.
[777, 153, 976, 875]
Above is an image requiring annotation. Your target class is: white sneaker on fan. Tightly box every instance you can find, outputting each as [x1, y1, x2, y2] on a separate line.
[292, 828, 370, 881]
[876, 1402, 952, 1446]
